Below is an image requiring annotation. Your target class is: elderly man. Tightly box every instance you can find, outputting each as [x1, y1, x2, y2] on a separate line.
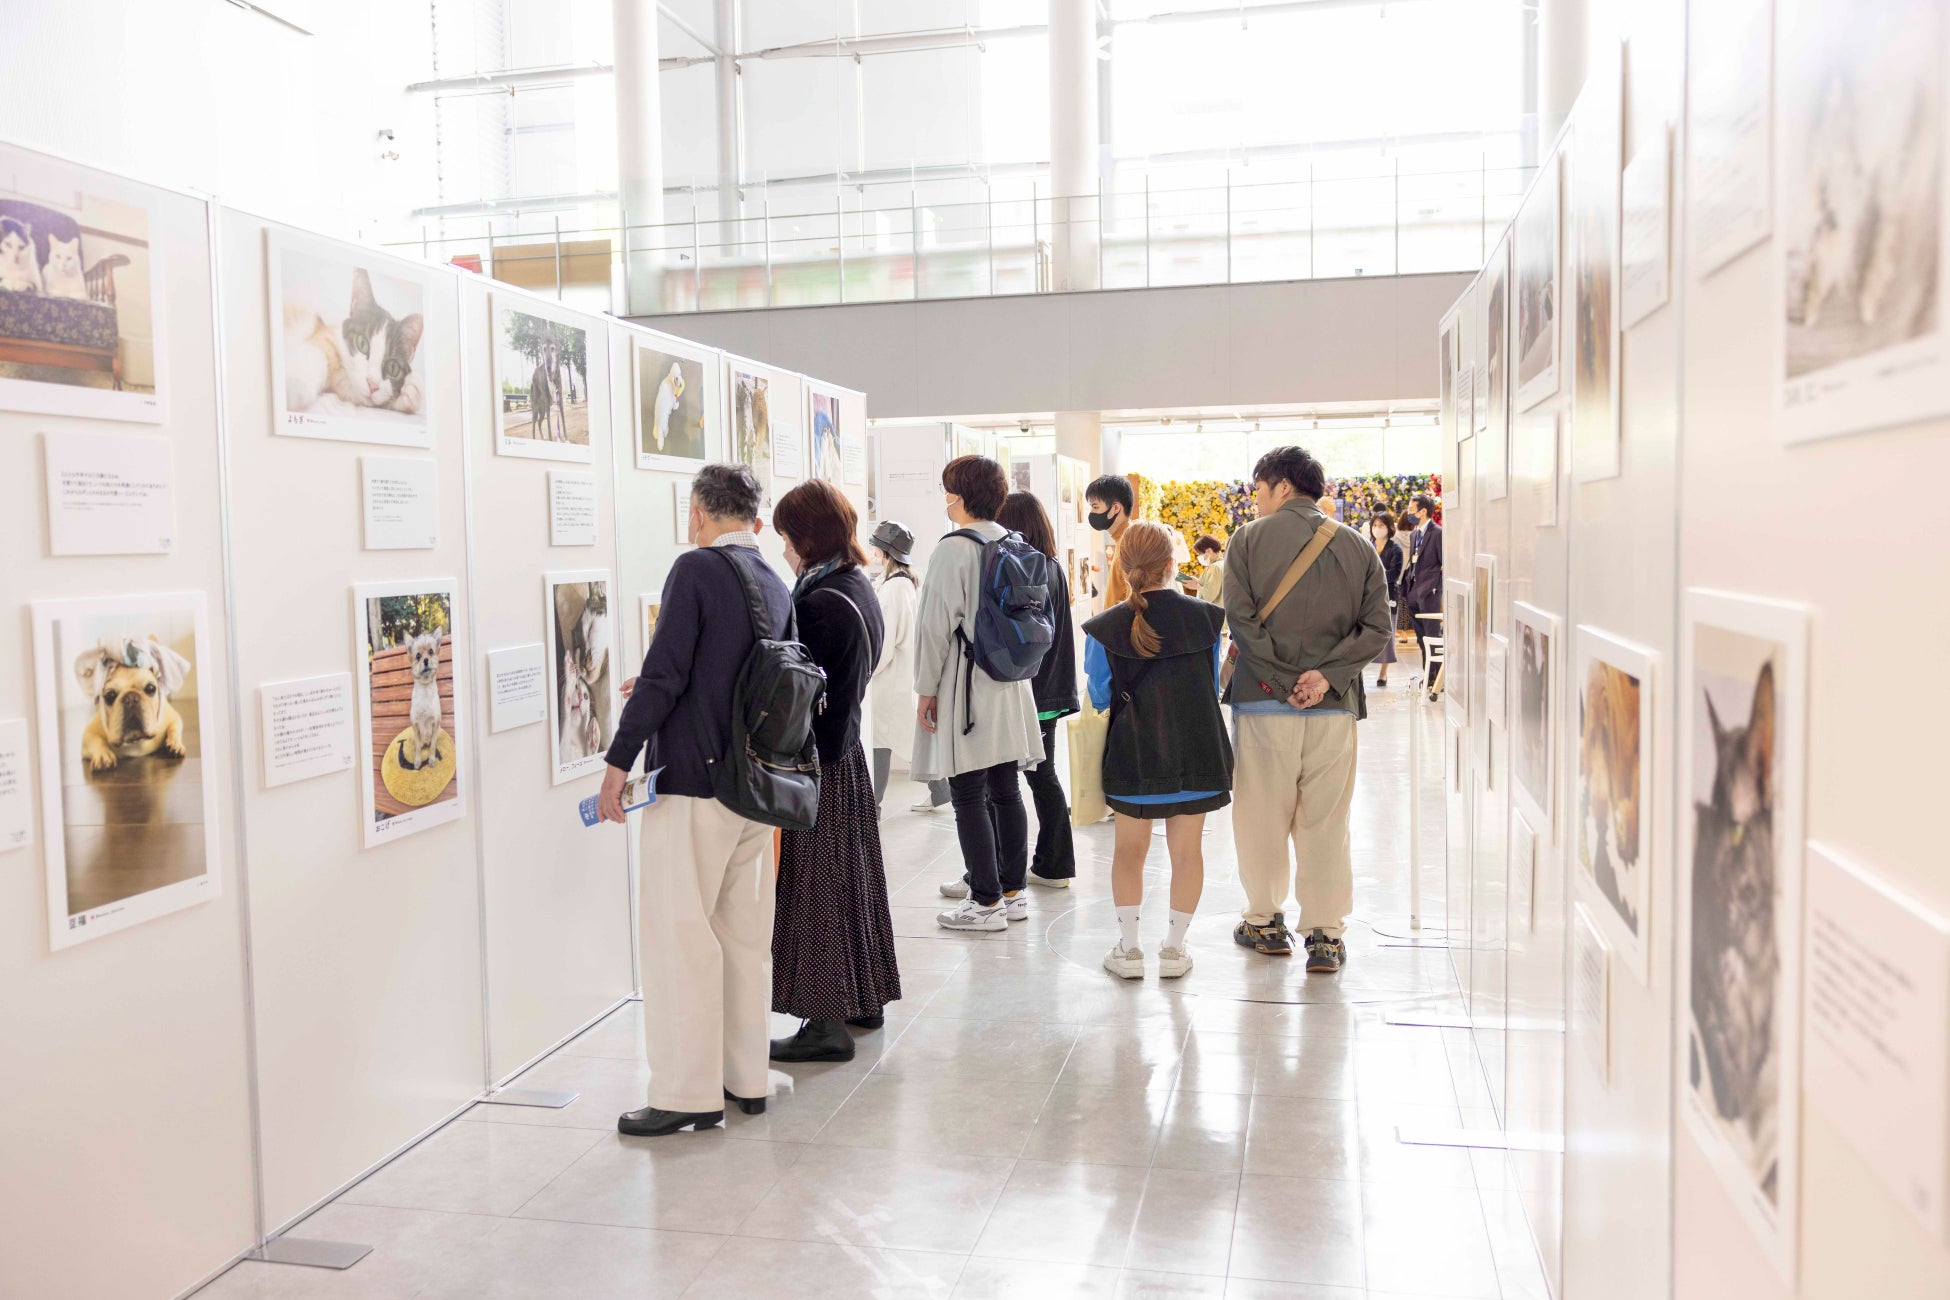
[1222, 447, 1392, 972]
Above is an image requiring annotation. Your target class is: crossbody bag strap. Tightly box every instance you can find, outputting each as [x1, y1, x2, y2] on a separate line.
[710, 546, 791, 642]
[1256, 518, 1340, 622]
[815, 586, 880, 664]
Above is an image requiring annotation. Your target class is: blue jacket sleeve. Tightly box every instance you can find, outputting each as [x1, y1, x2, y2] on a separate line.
[1085, 635, 1111, 712]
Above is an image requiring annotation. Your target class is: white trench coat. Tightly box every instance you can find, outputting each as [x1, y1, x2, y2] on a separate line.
[869, 568, 919, 761]
[909, 520, 1042, 781]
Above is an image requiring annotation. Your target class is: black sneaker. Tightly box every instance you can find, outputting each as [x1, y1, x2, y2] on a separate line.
[1304, 930, 1346, 973]
[1234, 912, 1295, 957]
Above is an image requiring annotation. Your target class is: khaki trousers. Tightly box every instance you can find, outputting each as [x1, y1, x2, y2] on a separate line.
[638, 793, 776, 1112]
[1230, 711, 1358, 937]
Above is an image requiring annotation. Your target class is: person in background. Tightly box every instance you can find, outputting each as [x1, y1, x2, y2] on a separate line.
[1402, 493, 1444, 672]
[597, 463, 786, 1136]
[1085, 473, 1137, 609]
[914, 455, 1045, 931]
[1194, 534, 1227, 606]
[767, 481, 902, 1063]
[998, 491, 1077, 886]
[1084, 521, 1232, 980]
[1223, 446, 1391, 972]
[1368, 511, 1404, 689]
[866, 520, 920, 807]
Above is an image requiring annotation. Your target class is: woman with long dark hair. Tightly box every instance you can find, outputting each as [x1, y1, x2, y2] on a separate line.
[996, 491, 1077, 885]
[1368, 511, 1403, 688]
[767, 480, 902, 1063]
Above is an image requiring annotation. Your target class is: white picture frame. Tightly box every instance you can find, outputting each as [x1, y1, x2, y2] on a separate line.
[544, 569, 619, 785]
[1688, 0, 1775, 277]
[726, 354, 797, 507]
[634, 329, 720, 472]
[488, 292, 597, 463]
[268, 228, 438, 448]
[32, 590, 220, 949]
[1573, 624, 1656, 984]
[1514, 152, 1563, 412]
[352, 578, 465, 848]
[806, 380, 845, 484]
[1676, 588, 1809, 1284]
[1510, 601, 1561, 845]
[1570, 45, 1624, 484]
[1443, 578, 1472, 729]
[1620, 125, 1674, 329]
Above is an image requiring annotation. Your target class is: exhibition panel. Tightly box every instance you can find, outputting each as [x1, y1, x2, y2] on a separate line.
[459, 278, 634, 1086]
[0, 147, 257, 1300]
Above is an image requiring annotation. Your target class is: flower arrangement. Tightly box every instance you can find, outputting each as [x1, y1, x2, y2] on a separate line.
[1148, 473, 1442, 553]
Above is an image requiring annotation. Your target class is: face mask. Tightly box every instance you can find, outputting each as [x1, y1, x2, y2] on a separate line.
[1199, 553, 1215, 566]
[1087, 509, 1114, 532]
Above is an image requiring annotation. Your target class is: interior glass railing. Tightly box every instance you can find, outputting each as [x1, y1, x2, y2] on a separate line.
[383, 162, 1534, 315]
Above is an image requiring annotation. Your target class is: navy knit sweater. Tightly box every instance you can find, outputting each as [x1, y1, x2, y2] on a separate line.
[604, 543, 792, 799]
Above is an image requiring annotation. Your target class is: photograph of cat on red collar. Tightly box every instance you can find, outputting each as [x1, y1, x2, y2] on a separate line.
[270, 229, 431, 447]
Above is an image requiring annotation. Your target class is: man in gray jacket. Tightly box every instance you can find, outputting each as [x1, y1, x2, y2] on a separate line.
[1222, 446, 1392, 971]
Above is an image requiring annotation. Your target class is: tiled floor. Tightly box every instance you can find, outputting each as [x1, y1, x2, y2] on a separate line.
[196, 679, 1552, 1299]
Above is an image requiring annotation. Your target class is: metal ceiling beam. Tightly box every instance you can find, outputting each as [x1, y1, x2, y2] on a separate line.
[407, 62, 612, 93]
[658, 2, 719, 56]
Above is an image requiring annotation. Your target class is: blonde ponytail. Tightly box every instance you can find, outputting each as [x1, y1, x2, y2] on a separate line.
[1116, 521, 1176, 658]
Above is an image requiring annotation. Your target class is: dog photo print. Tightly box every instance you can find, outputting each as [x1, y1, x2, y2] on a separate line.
[1511, 601, 1560, 842]
[635, 331, 717, 472]
[1574, 624, 1656, 982]
[1678, 590, 1809, 1282]
[490, 293, 595, 463]
[353, 579, 464, 847]
[269, 230, 435, 447]
[0, 144, 168, 424]
[546, 570, 618, 784]
[32, 591, 219, 950]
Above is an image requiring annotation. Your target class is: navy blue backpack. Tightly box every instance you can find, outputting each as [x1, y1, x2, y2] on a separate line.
[947, 528, 1056, 735]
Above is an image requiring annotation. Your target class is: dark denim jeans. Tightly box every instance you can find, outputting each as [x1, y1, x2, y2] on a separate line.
[1023, 716, 1074, 878]
[948, 760, 1029, 905]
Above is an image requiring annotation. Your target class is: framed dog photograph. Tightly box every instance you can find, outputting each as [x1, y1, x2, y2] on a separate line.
[490, 293, 596, 463]
[1511, 601, 1561, 843]
[0, 144, 170, 425]
[353, 579, 465, 847]
[1677, 589, 1809, 1282]
[269, 229, 436, 448]
[545, 570, 618, 785]
[635, 330, 718, 472]
[1574, 624, 1656, 984]
[32, 591, 219, 949]
[1514, 152, 1561, 412]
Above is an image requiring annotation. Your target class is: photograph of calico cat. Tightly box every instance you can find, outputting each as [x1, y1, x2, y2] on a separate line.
[275, 239, 428, 440]
[733, 369, 772, 503]
[1687, 647, 1783, 1202]
[548, 576, 615, 780]
[1578, 656, 1643, 935]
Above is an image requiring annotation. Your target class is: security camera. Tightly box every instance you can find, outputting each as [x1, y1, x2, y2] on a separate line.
[1018, 420, 1030, 433]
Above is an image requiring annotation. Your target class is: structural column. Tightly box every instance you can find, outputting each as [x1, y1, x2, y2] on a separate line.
[614, 0, 665, 314]
[715, 0, 745, 250]
[1048, 0, 1100, 291]
[1535, 0, 1587, 155]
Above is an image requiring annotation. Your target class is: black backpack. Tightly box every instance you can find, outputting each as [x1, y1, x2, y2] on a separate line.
[947, 527, 1056, 734]
[704, 549, 827, 831]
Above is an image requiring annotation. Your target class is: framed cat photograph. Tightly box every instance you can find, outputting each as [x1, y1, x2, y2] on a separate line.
[726, 354, 797, 506]
[0, 145, 169, 424]
[635, 329, 718, 472]
[1479, 235, 1510, 502]
[1470, 554, 1497, 765]
[1676, 589, 1809, 1283]
[353, 579, 465, 848]
[1443, 578, 1471, 729]
[544, 571, 618, 786]
[269, 230, 437, 448]
[1514, 152, 1561, 413]
[1574, 624, 1655, 984]
[1569, 44, 1623, 483]
[1510, 601, 1560, 844]
[807, 383, 843, 484]
[489, 293, 598, 464]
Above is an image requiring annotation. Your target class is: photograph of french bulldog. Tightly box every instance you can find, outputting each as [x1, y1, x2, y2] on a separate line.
[73, 636, 192, 772]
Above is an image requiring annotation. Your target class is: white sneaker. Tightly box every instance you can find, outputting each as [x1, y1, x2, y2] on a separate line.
[1003, 892, 1028, 921]
[1027, 871, 1071, 889]
[939, 878, 970, 899]
[938, 898, 1008, 932]
[910, 799, 944, 814]
[1102, 944, 1146, 979]
[1157, 946, 1194, 979]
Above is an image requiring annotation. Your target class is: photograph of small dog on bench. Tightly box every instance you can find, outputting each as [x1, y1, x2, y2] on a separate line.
[354, 579, 464, 846]
[32, 592, 220, 949]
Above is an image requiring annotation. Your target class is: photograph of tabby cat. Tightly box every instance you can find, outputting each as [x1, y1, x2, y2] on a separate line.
[492, 302, 591, 460]
[274, 237, 428, 443]
[0, 171, 157, 406]
[635, 342, 708, 467]
[1780, 0, 1941, 406]
[733, 367, 772, 504]
[1576, 635, 1647, 964]
[546, 574, 615, 782]
[1686, 629, 1786, 1208]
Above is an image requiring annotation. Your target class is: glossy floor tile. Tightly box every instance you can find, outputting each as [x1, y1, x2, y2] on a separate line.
[194, 679, 1557, 1299]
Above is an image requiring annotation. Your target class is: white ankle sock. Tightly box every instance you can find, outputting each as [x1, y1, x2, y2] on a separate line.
[1115, 906, 1142, 951]
[1165, 909, 1194, 953]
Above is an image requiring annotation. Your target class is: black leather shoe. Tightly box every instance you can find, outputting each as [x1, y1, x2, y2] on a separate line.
[769, 1017, 857, 1063]
[723, 1088, 767, 1115]
[845, 1013, 885, 1030]
[617, 1106, 724, 1136]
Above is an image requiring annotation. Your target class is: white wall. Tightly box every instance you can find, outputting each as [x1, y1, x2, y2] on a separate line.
[1, 0, 430, 241]
[641, 271, 1471, 420]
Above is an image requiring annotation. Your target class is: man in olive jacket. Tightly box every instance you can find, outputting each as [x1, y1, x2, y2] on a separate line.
[1222, 446, 1392, 971]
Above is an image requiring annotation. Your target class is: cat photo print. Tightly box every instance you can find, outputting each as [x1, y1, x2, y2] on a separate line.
[270, 231, 433, 447]
[545, 571, 617, 785]
[0, 144, 167, 424]
[1575, 624, 1655, 983]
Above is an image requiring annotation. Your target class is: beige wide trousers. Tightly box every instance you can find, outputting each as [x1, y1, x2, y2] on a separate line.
[1230, 711, 1359, 937]
[638, 793, 776, 1113]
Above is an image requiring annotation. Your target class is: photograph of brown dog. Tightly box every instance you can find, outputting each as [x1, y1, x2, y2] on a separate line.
[40, 598, 213, 940]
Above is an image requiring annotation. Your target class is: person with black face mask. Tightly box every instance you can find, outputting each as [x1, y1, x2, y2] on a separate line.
[1085, 473, 1136, 609]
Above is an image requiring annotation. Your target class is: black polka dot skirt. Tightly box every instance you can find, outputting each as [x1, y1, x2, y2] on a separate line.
[772, 741, 903, 1022]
